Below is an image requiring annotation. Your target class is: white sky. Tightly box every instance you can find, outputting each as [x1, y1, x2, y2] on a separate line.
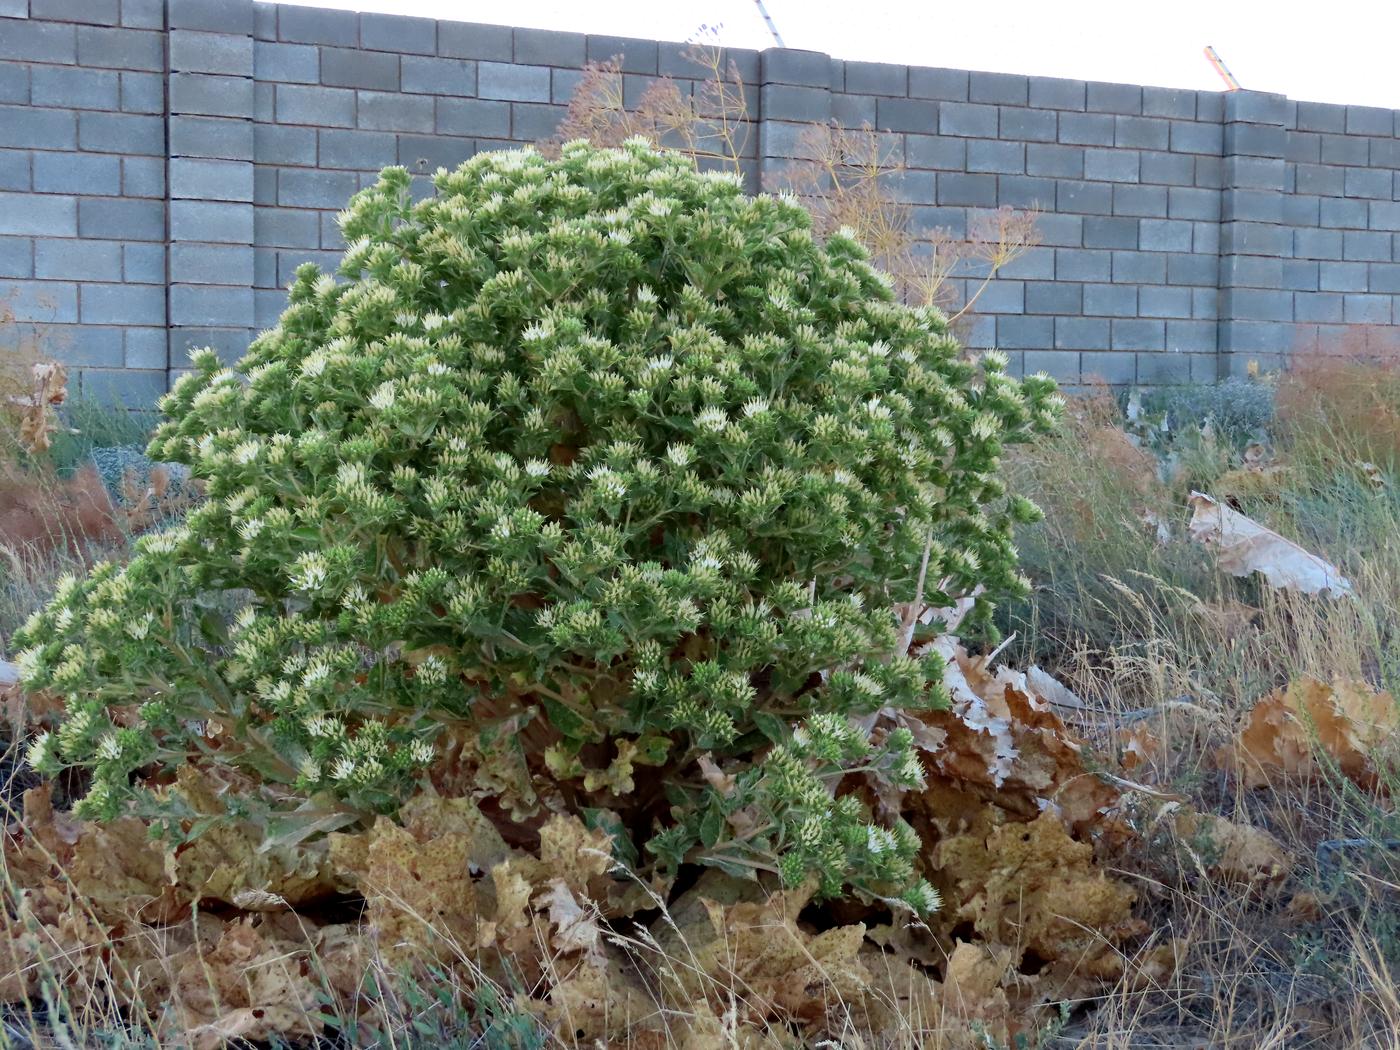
[280, 0, 1400, 109]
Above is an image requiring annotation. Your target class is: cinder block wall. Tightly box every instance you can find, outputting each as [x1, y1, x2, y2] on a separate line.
[3, 0, 1400, 402]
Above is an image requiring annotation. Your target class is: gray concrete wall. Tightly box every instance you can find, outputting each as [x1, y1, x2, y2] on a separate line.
[3, 0, 1400, 402]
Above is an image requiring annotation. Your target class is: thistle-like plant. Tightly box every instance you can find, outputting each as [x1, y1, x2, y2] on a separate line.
[16, 141, 1059, 910]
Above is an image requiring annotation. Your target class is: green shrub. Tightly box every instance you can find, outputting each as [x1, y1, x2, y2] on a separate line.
[15, 141, 1058, 908]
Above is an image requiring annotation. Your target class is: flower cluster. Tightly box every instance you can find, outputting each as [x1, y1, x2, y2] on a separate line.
[15, 140, 1059, 905]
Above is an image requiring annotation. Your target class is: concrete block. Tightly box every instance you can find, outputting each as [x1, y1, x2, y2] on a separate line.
[1111, 249, 1166, 283]
[1016, 280, 1080, 319]
[1367, 262, 1400, 292]
[1294, 227, 1343, 259]
[31, 65, 117, 109]
[356, 90, 433, 132]
[762, 83, 830, 123]
[1135, 350, 1192, 383]
[974, 278, 1024, 313]
[1025, 142, 1082, 178]
[1077, 351, 1135, 383]
[586, 33, 657, 74]
[908, 66, 967, 101]
[254, 122, 316, 165]
[996, 315, 1055, 349]
[1058, 111, 1114, 146]
[760, 48, 829, 87]
[122, 240, 163, 282]
[253, 165, 274, 203]
[1083, 215, 1138, 249]
[402, 54, 475, 95]
[997, 174, 1055, 208]
[170, 72, 255, 118]
[275, 167, 358, 208]
[1112, 183, 1167, 217]
[1022, 348, 1080, 379]
[1319, 196, 1369, 228]
[1110, 317, 1164, 350]
[1056, 179, 1113, 214]
[397, 133, 475, 174]
[1192, 220, 1219, 254]
[170, 242, 253, 284]
[889, 170, 935, 204]
[438, 20, 511, 61]
[1343, 292, 1391, 324]
[169, 0, 251, 33]
[477, 61, 550, 102]
[120, 0, 163, 29]
[1054, 247, 1111, 281]
[1221, 90, 1287, 125]
[831, 92, 875, 127]
[117, 155, 160, 197]
[1166, 320, 1217, 352]
[1166, 252, 1217, 285]
[0, 148, 28, 192]
[76, 25, 162, 69]
[1169, 120, 1222, 155]
[1294, 162, 1344, 196]
[171, 115, 255, 160]
[1369, 136, 1400, 167]
[1139, 218, 1193, 252]
[33, 0, 119, 23]
[1055, 316, 1110, 349]
[511, 101, 564, 141]
[77, 110, 159, 155]
[1114, 115, 1169, 151]
[1028, 75, 1085, 111]
[1293, 291, 1344, 322]
[1346, 104, 1393, 136]
[0, 235, 32, 277]
[0, 103, 77, 149]
[1344, 229, 1391, 261]
[0, 18, 77, 63]
[123, 327, 166, 369]
[1142, 86, 1195, 119]
[939, 101, 998, 138]
[423, 97, 507, 139]
[32, 151, 119, 196]
[1343, 166, 1392, 198]
[1083, 281, 1137, 316]
[845, 59, 905, 96]
[999, 106, 1057, 142]
[1084, 147, 1139, 182]
[35, 237, 120, 279]
[170, 29, 253, 75]
[1223, 121, 1286, 157]
[1194, 155, 1223, 188]
[1222, 187, 1282, 223]
[170, 157, 253, 201]
[321, 46, 398, 90]
[967, 138, 1023, 174]
[3, 279, 78, 322]
[278, 4, 357, 46]
[1138, 285, 1192, 318]
[255, 40, 318, 83]
[1166, 186, 1218, 221]
[360, 11, 434, 54]
[969, 71, 1027, 106]
[1318, 260, 1368, 291]
[1086, 81, 1141, 115]
[253, 205, 318, 247]
[1284, 130, 1321, 164]
[316, 127, 397, 169]
[169, 325, 255, 363]
[120, 70, 162, 112]
[0, 63, 27, 105]
[935, 171, 995, 206]
[170, 199, 253, 243]
[1320, 133, 1368, 166]
[80, 368, 166, 407]
[876, 97, 937, 132]
[1295, 100, 1346, 132]
[170, 284, 254, 326]
[1280, 258, 1319, 291]
[276, 83, 356, 127]
[78, 196, 163, 239]
[1369, 200, 1400, 231]
[81, 281, 164, 323]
